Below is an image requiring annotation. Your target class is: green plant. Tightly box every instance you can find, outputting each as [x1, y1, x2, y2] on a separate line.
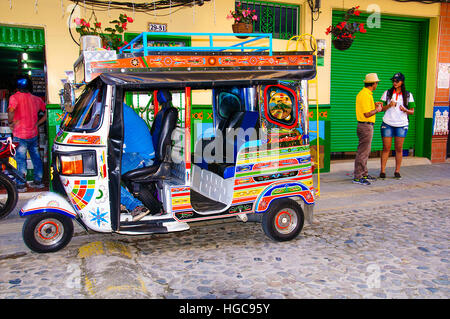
[325, 6, 366, 40]
[74, 13, 134, 51]
[227, 2, 258, 24]
[102, 13, 133, 51]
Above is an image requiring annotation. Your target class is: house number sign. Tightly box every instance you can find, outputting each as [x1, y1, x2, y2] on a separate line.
[148, 23, 167, 32]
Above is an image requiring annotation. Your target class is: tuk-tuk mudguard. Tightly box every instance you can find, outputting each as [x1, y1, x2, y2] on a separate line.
[254, 181, 314, 213]
[19, 192, 88, 230]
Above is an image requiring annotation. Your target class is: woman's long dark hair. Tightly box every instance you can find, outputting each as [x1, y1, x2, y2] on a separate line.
[388, 81, 408, 107]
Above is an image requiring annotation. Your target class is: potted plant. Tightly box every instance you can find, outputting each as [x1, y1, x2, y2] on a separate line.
[74, 13, 134, 52]
[73, 17, 102, 51]
[227, 2, 258, 39]
[325, 6, 366, 51]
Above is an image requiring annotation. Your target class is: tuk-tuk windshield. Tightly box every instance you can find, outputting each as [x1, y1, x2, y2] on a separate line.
[61, 85, 104, 132]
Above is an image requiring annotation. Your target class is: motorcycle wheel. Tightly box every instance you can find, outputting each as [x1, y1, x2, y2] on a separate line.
[0, 172, 18, 220]
[22, 213, 74, 253]
[261, 198, 304, 242]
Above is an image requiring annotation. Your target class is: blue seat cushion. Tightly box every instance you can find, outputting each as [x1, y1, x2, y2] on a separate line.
[207, 163, 235, 179]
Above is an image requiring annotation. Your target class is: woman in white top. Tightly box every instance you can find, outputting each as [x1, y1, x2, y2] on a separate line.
[379, 72, 415, 179]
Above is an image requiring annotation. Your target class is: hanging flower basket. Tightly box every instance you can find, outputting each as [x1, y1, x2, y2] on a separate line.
[232, 23, 253, 39]
[74, 13, 134, 52]
[325, 6, 366, 51]
[332, 38, 354, 51]
[227, 3, 258, 39]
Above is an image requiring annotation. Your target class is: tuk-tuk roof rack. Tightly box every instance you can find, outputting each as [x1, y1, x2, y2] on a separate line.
[84, 32, 316, 84]
[119, 32, 273, 56]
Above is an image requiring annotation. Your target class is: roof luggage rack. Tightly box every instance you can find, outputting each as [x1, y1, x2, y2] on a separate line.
[77, 32, 316, 84]
[119, 32, 273, 56]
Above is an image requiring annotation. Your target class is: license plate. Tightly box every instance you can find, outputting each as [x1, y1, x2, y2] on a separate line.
[8, 157, 17, 169]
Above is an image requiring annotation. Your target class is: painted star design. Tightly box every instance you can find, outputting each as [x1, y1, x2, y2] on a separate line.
[89, 207, 109, 227]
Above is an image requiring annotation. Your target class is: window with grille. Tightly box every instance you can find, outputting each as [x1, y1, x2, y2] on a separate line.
[237, 1, 300, 40]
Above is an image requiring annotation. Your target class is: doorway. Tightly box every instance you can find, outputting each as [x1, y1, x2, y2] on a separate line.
[0, 25, 48, 186]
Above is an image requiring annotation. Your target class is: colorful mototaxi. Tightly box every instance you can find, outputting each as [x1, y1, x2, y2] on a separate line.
[19, 32, 317, 253]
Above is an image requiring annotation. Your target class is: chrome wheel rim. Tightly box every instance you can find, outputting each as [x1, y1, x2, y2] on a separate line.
[34, 218, 64, 246]
[274, 208, 297, 234]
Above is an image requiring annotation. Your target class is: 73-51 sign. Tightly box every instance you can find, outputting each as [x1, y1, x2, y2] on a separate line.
[148, 23, 167, 32]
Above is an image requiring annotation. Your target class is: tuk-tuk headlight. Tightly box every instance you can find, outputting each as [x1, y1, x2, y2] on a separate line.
[56, 151, 97, 176]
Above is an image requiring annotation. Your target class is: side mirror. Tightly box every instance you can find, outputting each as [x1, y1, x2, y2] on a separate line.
[63, 82, 75, 113]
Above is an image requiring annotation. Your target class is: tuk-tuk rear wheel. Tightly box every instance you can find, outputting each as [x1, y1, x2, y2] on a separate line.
[262, 198, 304, 242]
[22, 213, 74, 253]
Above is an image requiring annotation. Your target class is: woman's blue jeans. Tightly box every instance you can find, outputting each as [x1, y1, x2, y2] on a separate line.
[13, 136, 43, 186]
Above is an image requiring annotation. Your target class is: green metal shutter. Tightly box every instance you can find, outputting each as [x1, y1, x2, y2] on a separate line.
[0, 25, 44, 48]
[330, 12, 428, 153]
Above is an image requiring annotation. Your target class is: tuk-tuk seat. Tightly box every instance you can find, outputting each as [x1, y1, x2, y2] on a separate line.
[122, 104, 178, 184]
[193, 111, 259, 179]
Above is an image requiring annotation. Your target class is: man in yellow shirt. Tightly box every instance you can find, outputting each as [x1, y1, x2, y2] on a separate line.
[353, 73, 383, 185]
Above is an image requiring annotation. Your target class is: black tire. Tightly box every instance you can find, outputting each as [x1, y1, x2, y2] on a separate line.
[262, 198, 304, 242]
[22, 213, 74, 253]
[0, 172, 18, 220]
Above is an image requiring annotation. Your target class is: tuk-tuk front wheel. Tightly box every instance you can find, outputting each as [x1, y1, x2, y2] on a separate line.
[22, 213, 74, 253]
[262, 199, 304, 242]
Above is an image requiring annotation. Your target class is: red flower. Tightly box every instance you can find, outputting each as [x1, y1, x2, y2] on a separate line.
[336, 22, 346, 30]
[127, 16, 133, 23]
[359, 23, 367, 33]
[326, 6, 365, 42]
[95, 22, 101, 28]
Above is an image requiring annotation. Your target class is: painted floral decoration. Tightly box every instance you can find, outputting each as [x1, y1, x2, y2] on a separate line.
[227, 2, 258, 24]
[325, 6, 366, 40]
[74, 13, 134, 51]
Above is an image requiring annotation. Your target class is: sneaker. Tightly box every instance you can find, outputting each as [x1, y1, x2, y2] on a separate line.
[28, 181, 45, 189]
[352, 178, 371, 185]
[394, 172, 402, 179]
[131, 206, 150, 221]
[363, 174, 377, 181]
[379, 172, 386, 179]
[17, 184, 27, 193]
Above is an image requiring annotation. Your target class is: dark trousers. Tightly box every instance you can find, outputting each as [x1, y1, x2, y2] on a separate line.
[354, 122, 374, 179]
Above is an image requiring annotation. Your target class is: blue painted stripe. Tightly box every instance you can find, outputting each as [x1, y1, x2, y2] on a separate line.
[20, 207, 77, 219]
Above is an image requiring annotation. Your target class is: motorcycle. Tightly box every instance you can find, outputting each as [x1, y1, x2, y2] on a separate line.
[0, 137, 21, 219]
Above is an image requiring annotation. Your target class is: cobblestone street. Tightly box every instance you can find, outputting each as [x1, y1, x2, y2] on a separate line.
[0, 162, 449, 299]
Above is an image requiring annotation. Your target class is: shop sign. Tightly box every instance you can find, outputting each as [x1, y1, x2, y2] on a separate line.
[433, 106, 449, 136]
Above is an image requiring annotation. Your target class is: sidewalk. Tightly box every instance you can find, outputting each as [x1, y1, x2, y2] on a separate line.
[17, 186, 50, 200]
[314, 157, 450, 213]
[17, 157, 450, 212]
